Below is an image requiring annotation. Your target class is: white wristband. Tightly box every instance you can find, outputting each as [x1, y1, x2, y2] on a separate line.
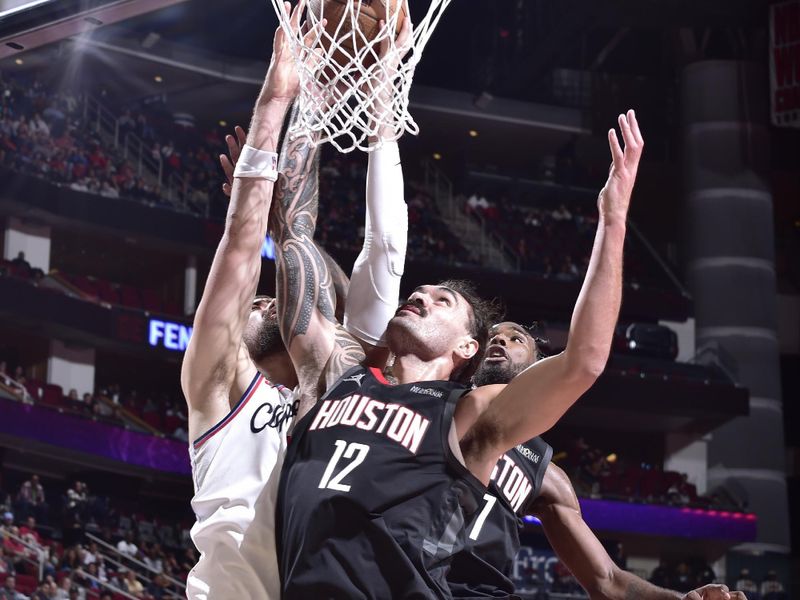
[233, 145, 279, 181]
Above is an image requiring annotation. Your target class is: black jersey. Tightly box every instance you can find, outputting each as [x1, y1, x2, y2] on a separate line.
[276, 366, 486, 599]
[447, 437, 553, 599]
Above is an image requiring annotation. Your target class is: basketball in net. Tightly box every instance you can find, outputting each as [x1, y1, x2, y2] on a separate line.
[307, 0, 407, 69]
[270, 0, 452, 153]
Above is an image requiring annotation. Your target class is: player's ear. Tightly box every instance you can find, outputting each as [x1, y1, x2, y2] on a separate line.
[454, 335, 479, 362]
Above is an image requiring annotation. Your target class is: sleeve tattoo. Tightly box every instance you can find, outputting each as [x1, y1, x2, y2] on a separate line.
[271, 127, 337, 348]
[271, 109, 365, 383]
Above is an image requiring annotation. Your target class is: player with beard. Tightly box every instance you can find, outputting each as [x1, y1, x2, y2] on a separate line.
[180, 8, 305, 597]
[274, 92, 648, 597]
[449, 322, 748, 600]
[181, 4, 409, 597]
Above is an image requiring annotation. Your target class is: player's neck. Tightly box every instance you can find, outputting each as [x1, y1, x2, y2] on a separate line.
[256, 353, 298, 389]
[389, 353, 454, 385]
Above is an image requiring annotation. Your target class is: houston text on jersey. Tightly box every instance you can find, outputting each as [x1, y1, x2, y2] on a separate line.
[490, 454, 533, 512]
[309, 394, 431, 453]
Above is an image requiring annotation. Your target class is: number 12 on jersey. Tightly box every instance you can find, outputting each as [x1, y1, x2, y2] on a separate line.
[318, 440, 370, 492]
[468, 493, 497, 540]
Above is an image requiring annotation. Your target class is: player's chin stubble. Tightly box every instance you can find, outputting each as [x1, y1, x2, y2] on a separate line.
[247, 319, 284, 362]
[472, 360, 528, 387]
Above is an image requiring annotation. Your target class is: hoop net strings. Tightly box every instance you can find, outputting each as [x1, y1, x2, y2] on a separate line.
[270, 0, 452, 152]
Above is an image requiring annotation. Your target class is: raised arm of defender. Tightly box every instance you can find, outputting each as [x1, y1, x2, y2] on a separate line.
[533, 465, 744, 600]
[459, 110, 644, 484]
[180, 3, 304, 441]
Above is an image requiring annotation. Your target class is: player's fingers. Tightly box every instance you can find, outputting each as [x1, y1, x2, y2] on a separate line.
[684, 592, 702, 600]
[235, 126, 247, 148]
[727, 592, 747, 600]
[608, 128, 624, 167]
[302, 18, 326, 47]
[696, 584, 731, 599]
[629, 108, 644, 146]
[226, 135, 240, 163]
[618, 112, 634, 151]
[220, 154, 234, 184]
[222, 182, 232, 197]
[291, 0, 305, 31]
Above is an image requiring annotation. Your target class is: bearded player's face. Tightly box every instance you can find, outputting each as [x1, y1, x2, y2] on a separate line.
[472, 322, 537, 387]
[243, 296, 285, 362]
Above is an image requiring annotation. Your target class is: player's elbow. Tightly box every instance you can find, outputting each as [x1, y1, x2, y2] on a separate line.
[565, 345, 609, 386]
[587, 566, 625, 600]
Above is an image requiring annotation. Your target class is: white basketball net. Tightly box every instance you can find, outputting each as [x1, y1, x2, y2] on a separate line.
[270, 0, 452, 153]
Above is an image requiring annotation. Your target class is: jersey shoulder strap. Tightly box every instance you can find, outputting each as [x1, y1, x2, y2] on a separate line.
[514, 437, 553, 513]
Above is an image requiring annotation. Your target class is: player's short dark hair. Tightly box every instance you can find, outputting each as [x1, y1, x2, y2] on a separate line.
[437, 279, 502, 383]
[520, 322, 549, 361]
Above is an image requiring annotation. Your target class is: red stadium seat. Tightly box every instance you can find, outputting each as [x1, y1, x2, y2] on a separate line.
[15, 573, 37, 594]
[141, 288, 163, 313]
[96, 278, 120, 305]
[142, 410, 164, 430]
[43, 383, 64, 406]
[120, 284, 143, 310]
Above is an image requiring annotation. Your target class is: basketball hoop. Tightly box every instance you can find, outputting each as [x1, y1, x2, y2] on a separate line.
[269, 0, 452, 153]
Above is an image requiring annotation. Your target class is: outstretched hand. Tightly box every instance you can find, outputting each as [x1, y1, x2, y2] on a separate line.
[597, 109, 644, 223]
[683, 584, 748, 600]
[263, 0, 326, 104]
[220, 125, 247, 197]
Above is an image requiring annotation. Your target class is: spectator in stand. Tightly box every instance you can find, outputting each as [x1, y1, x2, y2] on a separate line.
[0, 576, 29, 600]
[18, 517, 43, 561]
[760, 570, 786, 599]
[16, 476, 46, 522]
[2, 525, 28, 570]
[116, 531, 138, 559]
[734, 569, 758, 596]
[53, 576, 82, 600]
[649, 559, 672, 589]
[65, 482, 88, 520]
[31, 580, 56, 600]
[122, 570, 144, 598]
[673, 562, 694, 593]
[696, 562, 716, 586]
[146, 574, 169, 600]
[142, 543, 163, 574]
[58, 546, 81, 574]
[81, 542, 99, 567]
[0, 546, 14, 575]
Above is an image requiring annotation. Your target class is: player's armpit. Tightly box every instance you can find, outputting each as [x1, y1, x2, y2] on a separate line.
[459, 353, 594, 484]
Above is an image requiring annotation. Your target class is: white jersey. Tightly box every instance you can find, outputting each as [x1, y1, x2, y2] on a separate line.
[187, 372, 297, 600]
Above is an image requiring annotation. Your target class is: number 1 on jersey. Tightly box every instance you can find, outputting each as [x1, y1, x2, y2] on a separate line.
[318, 440, 370, 492]
[468, 494, 497, 541]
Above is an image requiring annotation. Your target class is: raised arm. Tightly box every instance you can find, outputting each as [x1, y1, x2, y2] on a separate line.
[270, 108, 365, 416]
[461, 110, 643, 483]
[532, 465, 742, 600]
[343, 11, 412, 362]
[180, 5, 301, 441]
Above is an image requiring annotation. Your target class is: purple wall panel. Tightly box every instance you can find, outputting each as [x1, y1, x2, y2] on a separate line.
[0, 399, 190, 475]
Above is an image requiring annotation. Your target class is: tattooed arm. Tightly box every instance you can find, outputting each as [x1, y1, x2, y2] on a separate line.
[270, 108, 365, 418]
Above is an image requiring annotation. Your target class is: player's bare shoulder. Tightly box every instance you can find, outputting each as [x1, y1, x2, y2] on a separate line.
[454, 384, 506, 439]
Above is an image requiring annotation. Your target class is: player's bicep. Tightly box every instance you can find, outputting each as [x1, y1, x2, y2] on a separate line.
[181, 237, 261, 402]
[463, 355, 589, 481]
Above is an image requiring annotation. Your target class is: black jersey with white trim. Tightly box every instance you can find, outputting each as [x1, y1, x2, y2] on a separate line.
[447, 437, 553, 599]
[276, 366, 486, 600]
